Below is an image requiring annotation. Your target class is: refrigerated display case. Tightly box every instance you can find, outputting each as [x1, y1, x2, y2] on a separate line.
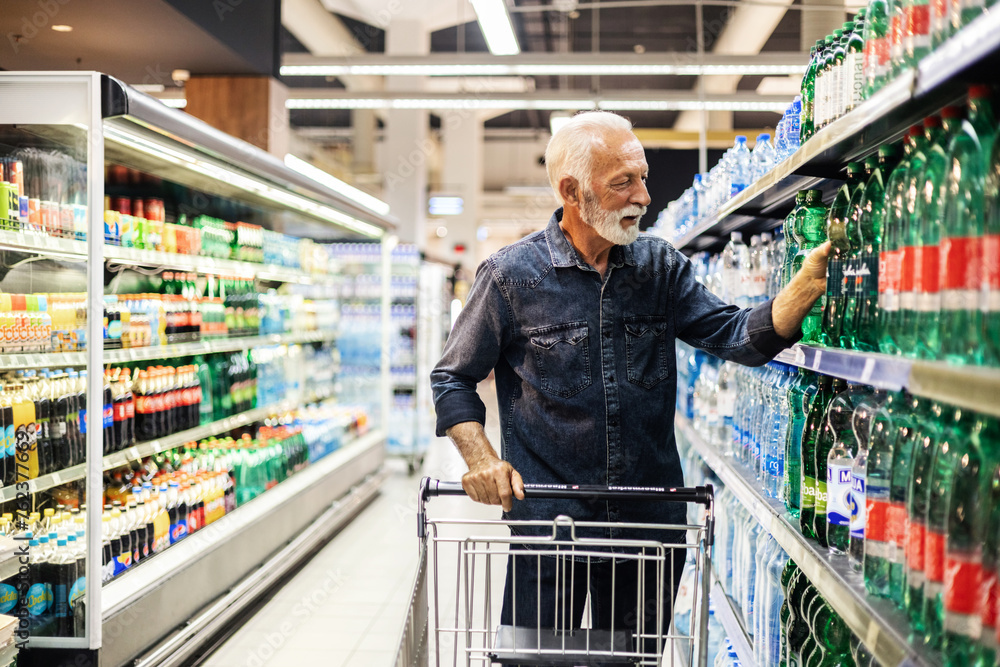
[0, 72, 397, 667]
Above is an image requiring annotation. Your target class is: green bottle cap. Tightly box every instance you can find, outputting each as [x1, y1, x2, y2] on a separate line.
[864, 155, 878, 169]
[878, 144, 897, 159]
[857, 7, 867, 16]
[842, 22, 853, 30]
[833, 29, 844, 38]
[846, 161, 863, 176]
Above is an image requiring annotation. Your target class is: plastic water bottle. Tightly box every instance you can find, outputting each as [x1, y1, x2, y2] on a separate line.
[730, 136, 751, 196]
[787, 97, 803, 155]
[693, 173, 708, 221]
[722, 232, 750, 307]
[750, 133, 777, 182]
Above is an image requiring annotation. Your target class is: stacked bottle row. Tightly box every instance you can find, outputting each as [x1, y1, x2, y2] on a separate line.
[0, 151, 86, 239]
[782, 86, 999, 366]
[680, 342, 1000, 665]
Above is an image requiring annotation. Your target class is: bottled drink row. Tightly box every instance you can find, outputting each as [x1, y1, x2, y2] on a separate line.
[679, 342, 1000, 664]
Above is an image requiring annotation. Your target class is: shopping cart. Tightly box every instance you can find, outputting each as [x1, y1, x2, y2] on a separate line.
[395, 477, 715, 667]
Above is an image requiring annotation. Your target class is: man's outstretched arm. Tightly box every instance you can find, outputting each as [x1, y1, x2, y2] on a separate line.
[446, 421, 524, 512]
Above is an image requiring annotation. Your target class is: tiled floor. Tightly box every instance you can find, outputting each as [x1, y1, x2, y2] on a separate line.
[203, 382, 504, 667]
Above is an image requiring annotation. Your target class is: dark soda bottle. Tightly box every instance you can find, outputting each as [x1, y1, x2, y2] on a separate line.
[905, 400, 944, 633]
[31, 376, 52, 476]
[840, 157, 876, 349]
[801, 374, 834, 539]
[822, 162, 864, 347]
[814, 378, 849, 547]
[855, 145, 898, 351]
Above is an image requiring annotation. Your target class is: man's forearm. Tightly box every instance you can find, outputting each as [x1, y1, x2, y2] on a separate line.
[446, 421, 500, 468]
[771, 247, 829, 339]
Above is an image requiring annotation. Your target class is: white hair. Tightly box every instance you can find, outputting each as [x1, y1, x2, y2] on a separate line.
[544, 111, 634, 204]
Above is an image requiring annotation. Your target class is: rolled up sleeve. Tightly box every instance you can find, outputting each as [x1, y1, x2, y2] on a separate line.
[431, 259, 511, 437]
[672, 250, 798, 366]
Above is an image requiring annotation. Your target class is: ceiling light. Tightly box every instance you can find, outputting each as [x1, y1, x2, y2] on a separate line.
[51, 25, 72, 32]
[159, 98, 187, 109]
[280, 63, 805, 77]
[284, 154, 390, 216]
[471, 0, 520, 56]
[287, 98, 786, 112]
[429, 197, 464, 216]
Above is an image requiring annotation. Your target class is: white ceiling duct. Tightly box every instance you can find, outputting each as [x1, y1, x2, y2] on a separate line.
[282, 0, 380, 92]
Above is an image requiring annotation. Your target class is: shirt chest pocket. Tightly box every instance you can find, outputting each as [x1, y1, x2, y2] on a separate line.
[528, 322, 592, 398]
[624, 316, 672, 389]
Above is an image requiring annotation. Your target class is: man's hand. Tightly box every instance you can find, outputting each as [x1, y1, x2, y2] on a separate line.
[771, 241, 831, 339]
[462, 455, 525, 512]
[446, 421, 526, 512]
[800, 241, 832, 283]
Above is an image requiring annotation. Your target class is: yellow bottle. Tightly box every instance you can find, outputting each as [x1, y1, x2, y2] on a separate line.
[10, 383, 38, 480]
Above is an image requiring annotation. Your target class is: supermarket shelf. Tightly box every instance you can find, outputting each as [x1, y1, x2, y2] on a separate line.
[0, 388, 335, 501]
[676, 415, 937, 667]
[0, 330, 335, 372]
[0, 643, 15, 667]
[669, 12, 1000, 255]
[0, 553, 18, 583]
[772, 344, 1000, 418]
[0, 229, 336, 285]
[709, 563, 755, 667]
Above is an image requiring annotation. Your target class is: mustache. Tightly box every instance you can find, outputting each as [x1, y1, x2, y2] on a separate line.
[619, 205, 647, 219]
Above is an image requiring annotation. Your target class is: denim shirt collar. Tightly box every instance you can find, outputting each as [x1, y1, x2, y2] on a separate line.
[544, 207, 637, 272]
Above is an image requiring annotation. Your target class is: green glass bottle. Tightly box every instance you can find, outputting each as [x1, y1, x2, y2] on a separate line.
[888, 394, 928, 609]
[818, 32, 843, 131]
[844, 10, 867, 115]
[863, 391, 903, 598]
[855, 145, 898, 351]
[904, 400, 945, 634]
[960, 0, 986, 29]
[785, 369, 819, 518]
[967, 85, 997, 166]
[863, 0, 891, 97]
[939, 94, 991, 365]
[813, 36, 834, 134]
[822, 162, 865, 347]
[840, 157, 876, 349]
[888, 0, 906, 75]
[811, 601, 853, 667]
[783, 192, 809, 290]
[798, 587, 825, 667]
[779, 560, 800, 667]
[975, 421, 1000, 667]
[922, 409, 979, 649]
[879, 127, 923, 355]
[799, 190, 830, 344]
[943, 418, 998, 665]
[801, 42, 823, 143]
[897, 118, 936, 357]
[801, 374, 834, 539]
[828, 25, 852, 125]
[984, 132, 1000, 368]
[902, 0, 932, 66]
[913, 108, 964, 360]
[814, 378, 849, 548]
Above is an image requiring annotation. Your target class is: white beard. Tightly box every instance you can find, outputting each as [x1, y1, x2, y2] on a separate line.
[581, 191, 645, 246]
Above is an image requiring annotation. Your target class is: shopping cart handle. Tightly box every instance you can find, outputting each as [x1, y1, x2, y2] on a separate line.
[418, 477, 714, 537]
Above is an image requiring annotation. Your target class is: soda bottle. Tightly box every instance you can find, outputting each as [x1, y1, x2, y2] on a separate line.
[986, 135, 1000, 367]
[814, 379, 849, 548]
[903, 0, 932, 66]
[30, 376, 52, 476]
[914, 108, 964, 359]
[801, 44, 822, 142]
[797, 190, 829, 343]
[887, 395, 929, 608]
[11, 383, 39, 480]
[939, 91, 992, 365]
[905, 400, 944, 633]
[844, 11, 867, 115]
[800, 374, 834, 538]
[888, 0, 907, 75]
[854, 146, 897, 351]
[800, 590, 825, 667]
[840, 157, 875, 349]
[880, 127, 924, 354]
[863, 0, 891, 97]
[49, 538, 75, 637]
[920, 408, 977, 649]
[942, 418, 998, 665]
[810, 601, 853, 667]
[822, 162, 864, 347]
[864, 392, 902, 597]
[897, 117, 939, 357]
[788, 575, 819, 666]
[785, 369, 818, 518]
[782, 193, 808, 289]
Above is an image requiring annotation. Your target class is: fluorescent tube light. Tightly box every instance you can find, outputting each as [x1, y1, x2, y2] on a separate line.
[278, 63, 806, 77]
[287, 98, 786, 112]
[471, 0, 520, 56]
[284, 154, 390, 216]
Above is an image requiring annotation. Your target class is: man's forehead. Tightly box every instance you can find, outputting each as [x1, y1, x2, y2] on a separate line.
[593, 133, 647, 171]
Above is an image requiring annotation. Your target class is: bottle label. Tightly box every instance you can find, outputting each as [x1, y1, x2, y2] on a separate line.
[866, 495, 890, 543]
[859, 253, 879, 296]
[983, 234, 1000, 311]
[815, 478, 828, 514]
[941, 235, 981, 307]
[906, 517, 926, 572]
[890, 13, 905, 59]
[850, 472, 866, 540]
[982, 567, 998, 629]
[848, 51, 865, 108]
[801, 476, 816, 509]
[826, 463, 852, 526]
[944, 551, 983, 616]
[826, 258, 844, 298]
[69, 577, 85, 608]
[26, 582, 50, 615]
[0, 583, 17, 614]
[879, 249, 902, 311]
[905, 2, 931, 48]
[899, 245, 916, 308]
[925, 529, 946, 583]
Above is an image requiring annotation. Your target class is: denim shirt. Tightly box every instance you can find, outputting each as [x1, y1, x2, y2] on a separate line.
[431, 209, 798, 540]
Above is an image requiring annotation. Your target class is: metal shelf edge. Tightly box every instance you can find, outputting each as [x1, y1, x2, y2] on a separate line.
[676, 415, 936, 667]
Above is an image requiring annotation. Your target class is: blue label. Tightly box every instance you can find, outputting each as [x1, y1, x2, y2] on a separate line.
[26, 583, 50, 616]
[850, 473, 866, 540]
[4, 425, 13, 455]
[69, 577, 85, 607]
[0, 584, 17, 614]
[103, 405, 113, 429]
[79, 408, 87, 434]
[170, 522, 188, 544]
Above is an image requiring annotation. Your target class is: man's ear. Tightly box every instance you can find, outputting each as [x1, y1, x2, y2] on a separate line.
[558, 176, 580, 207]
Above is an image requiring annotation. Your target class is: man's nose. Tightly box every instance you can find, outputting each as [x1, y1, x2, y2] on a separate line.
[632, 180, 651, 208]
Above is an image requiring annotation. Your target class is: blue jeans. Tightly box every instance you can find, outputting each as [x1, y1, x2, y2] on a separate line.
[499, 544, 687, 662]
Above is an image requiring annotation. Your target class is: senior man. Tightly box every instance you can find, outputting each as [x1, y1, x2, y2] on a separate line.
[431, 111, 829, 645]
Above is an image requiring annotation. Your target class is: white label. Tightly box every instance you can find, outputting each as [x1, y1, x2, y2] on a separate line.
[980, 288, 1000, 313]
[816, 71, 827, 127]
[881, 292, 899, 312]
[899, 292, 917, 310]
[831, 65, 844, 121]
[847, 51, 865, 109]
[916, 292, 941, 313]
[827, 462, 853, 526]
[941, 289, 978, 311]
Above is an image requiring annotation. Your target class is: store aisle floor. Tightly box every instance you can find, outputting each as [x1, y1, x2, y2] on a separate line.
[202, 381, 503, 667]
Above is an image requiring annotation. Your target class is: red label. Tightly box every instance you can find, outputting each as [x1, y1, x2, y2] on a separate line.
[114, 403, 126, 421]
[136, 396, 152, 414]
[900, 246, 916, 292]
[879, 251, 903, 293]
[941, 236, 980, 291]
[888, 502, 908, 547]
[906, 4, 931, 38]
[945, 553, 983, 615]
[876, 37, 890, 68]
[914, 244, 940, 294]
[931, 0, 948, 28]
[867, 498, 890, 542]
[984, 568, 999, 628]
[890, 14, 904, 53]
[926, 530, 946, 583]
[125, 398, 134, 419]
[984, 234, 1000, 291]
[907, 518, 926, 571]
